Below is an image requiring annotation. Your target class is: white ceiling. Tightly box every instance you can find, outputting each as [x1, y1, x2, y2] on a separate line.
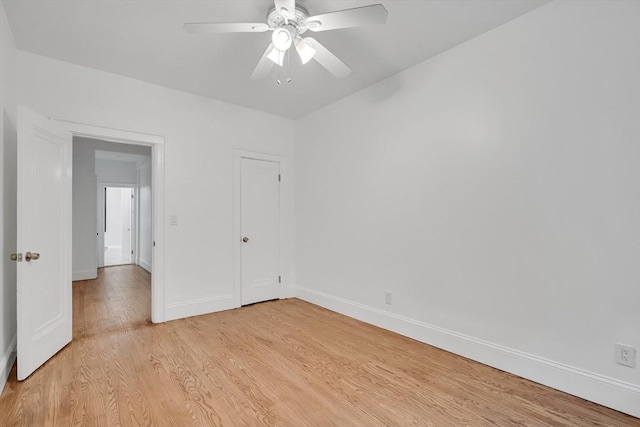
[3, 0, 548, 119]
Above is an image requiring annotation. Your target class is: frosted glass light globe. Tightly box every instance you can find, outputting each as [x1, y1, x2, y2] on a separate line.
[272, 28, 292, 51]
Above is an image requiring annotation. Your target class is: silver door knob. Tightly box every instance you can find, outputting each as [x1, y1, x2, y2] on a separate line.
[25, 252, 40, 262]
[242, 237, 249, 243]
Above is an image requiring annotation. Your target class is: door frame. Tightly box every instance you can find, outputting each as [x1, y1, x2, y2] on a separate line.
[54, 118, 166, 323]
[233, 149, 289, 308]
[98, 183, 137, 268]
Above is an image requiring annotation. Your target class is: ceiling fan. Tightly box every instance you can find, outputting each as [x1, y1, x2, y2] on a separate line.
[184, 0, 388, 80]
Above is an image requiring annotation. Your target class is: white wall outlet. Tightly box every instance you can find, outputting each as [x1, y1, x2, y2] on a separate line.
[385, 291, 392, 305]
[170, 215, 178, 226]
[615, 344, 636, 368]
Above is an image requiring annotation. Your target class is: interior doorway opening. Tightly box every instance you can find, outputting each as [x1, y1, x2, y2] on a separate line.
[58, 118, 166, 325]
[103, 186, 135, 266]
[71, 138, 153, 337]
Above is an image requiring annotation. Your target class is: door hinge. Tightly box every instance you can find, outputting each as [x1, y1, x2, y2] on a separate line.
[153, 241, 156, 247]
[131, 250, 134, 255]
[278, 174, 281, 182]
[279, 275, 282, 283]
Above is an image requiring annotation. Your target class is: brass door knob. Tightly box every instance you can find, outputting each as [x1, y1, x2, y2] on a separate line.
[25, 252, 40, 262]
[242, 237, 249, 243]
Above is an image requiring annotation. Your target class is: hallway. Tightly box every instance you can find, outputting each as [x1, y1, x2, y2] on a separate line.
[74, 265, 151, 339]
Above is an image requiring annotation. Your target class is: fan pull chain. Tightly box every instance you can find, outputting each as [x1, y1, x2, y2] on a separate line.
[276, 49, 293, 85]
[276, 59, 282, 85]
[286, 49, 292, 83]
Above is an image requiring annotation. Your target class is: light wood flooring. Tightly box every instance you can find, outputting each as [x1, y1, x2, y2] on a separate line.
[0, 265, 636, 426]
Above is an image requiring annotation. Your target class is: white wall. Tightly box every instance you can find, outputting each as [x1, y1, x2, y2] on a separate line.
[295, 0, 639, 417]
[18, 51, 296, 321]
[138, 159, 152, 272]
[0, 0, 17, 395]
[96, 159, 138, 185]
[72, 144, 97, 280]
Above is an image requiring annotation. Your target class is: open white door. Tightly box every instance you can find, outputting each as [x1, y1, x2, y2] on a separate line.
[16, 106, 72, 380]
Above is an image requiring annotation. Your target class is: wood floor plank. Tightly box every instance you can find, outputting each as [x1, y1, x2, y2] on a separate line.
[0, 265, 637, 426]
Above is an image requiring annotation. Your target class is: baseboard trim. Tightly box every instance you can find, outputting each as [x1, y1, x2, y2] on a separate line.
[0, 336, 17, 396]
[72, 269, 97, 281]
[165, 295, 234, 322]
[294, 285, 640, 418]
[138, 259, 151, 273]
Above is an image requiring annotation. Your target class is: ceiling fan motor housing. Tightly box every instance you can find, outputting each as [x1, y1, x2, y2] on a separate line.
[267, 6, 310, 35]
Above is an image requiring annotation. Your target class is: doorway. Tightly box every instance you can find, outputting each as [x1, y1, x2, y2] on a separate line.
[59, 118, 166, 325]
[103, 186, 135, 266]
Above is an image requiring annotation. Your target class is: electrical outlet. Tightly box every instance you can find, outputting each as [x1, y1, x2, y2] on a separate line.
[385, 291, 392, 305]
[615, 344, 636, 368]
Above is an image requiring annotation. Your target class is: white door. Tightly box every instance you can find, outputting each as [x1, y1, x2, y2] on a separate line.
[16, 107, 72, 380]
[241, 158, 281, 305]
[103, 187, 134, 266]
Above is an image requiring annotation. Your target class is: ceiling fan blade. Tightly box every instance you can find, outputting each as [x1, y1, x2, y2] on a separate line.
[184, 22, 270, 34]
[304, 38, 351, 79]
[305, 4, 388, 32]
[251, 43, 276, 80]
[274, 0, 296, 20]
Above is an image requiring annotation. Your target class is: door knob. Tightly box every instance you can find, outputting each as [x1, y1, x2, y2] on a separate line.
[10, 253, 22, 262]
[242, 237, 249, 243]
[25, 252, 40, 262]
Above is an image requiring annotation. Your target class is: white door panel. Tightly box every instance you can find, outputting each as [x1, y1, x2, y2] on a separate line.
[241, 158, 280, 305]
[17, 106, 72, 380]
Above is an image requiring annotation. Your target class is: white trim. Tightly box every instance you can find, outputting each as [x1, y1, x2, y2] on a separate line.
[293, 285, 640, 418]
[165, 295, 234, 322]
[53, 118, 164, 146]
[138, 259, 152, 273]
[233, 149, 290, 308]
[0, 336, 16, 395]
[98, 182, 137, 188]
[72, 270, 97, 281]
[54, 118, 166, 323]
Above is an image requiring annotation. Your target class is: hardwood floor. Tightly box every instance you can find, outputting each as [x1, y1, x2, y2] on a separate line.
[0, 266, 636, 426]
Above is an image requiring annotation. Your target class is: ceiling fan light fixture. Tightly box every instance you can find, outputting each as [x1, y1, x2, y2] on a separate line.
[266, 45, 285, 66]
[295, 38, 316, 64]
[272, 27, 293, 51]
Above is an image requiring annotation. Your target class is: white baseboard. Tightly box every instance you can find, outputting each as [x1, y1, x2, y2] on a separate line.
[165, 295, 234, 322]
[72, 269, 97, 281]
[138, 259, 151, 273]
[294, 285, 640, 418]
[0, 336, 16, 396]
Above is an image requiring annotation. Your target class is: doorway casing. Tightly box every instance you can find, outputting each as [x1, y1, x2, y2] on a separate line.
[55, 118, 166, 323]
